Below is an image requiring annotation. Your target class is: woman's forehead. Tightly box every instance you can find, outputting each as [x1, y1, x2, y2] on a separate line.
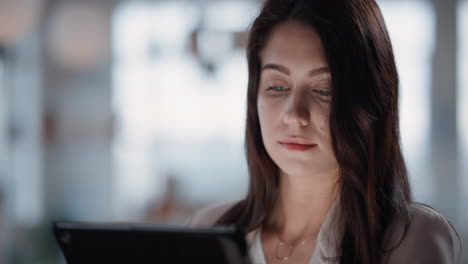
[260, 20, 328, 73]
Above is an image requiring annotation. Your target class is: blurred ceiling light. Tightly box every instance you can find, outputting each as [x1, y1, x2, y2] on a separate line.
[47, 2, 109, 72]
[204, 0, 260, 32]
[112, 3, 152, 63]
[196, 31, 233, 66]
[113, 1, 198, 60]
[0, 0, 43, 46]
[148, 1, 198, 53]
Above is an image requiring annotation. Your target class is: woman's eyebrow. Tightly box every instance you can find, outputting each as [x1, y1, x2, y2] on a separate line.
[261, 63, 330, 77]
[261, 63, 290, 75]
[308, 66, 330, 77]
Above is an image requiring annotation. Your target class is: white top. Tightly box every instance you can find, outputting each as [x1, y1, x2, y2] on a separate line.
[248, 196, 342, 264]
[249, 226, 327, 264]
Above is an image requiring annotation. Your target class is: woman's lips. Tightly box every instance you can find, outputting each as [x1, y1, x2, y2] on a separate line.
[279, 142, 317, 151]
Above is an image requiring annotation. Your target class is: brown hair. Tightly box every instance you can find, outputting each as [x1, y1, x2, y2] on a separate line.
[215, 0, 412, 263]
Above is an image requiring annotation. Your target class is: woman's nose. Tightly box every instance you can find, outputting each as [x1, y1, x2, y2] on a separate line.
[282, 91, 310, 127]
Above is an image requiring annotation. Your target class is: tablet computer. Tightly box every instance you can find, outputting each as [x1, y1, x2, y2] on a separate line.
[53, 221, 252, 264]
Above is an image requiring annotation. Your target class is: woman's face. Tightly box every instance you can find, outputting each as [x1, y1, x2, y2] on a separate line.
[257, 20, 338, 178]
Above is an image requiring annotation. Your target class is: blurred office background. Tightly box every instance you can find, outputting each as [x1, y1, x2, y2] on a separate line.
[0, 0, 466, 263]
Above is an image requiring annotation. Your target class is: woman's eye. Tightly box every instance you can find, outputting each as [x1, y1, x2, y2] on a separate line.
[313, 89, 332, 100]
[266, 86, 289, 92]
[316, 89, 331, 96]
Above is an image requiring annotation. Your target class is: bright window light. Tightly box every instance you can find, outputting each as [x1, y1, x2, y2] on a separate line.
[457, 1, 468, 218]
[111, 1, 254, 220]
[379, 1, 434, 201]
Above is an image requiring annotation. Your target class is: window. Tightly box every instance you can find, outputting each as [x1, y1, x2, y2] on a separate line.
[379, 1, 434, 201]
[457, 0, 468, 227]
[111, 1, 259, 220]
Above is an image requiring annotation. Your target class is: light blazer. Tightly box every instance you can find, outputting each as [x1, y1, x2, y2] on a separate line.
[185, 199, 461, 264]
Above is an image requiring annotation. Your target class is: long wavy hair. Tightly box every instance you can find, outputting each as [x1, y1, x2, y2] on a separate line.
[215, 0, 412, 263]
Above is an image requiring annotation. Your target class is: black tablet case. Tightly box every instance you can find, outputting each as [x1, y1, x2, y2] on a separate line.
[53, 221, 252, 264]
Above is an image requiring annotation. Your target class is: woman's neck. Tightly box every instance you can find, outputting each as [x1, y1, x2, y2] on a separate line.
[265, 168, 340, 244]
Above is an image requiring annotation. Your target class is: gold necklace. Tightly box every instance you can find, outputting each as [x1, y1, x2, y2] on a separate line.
[274, 231, 317, 261]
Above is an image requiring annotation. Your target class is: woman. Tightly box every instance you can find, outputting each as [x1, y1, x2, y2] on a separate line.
[186, 0, 460, 263]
